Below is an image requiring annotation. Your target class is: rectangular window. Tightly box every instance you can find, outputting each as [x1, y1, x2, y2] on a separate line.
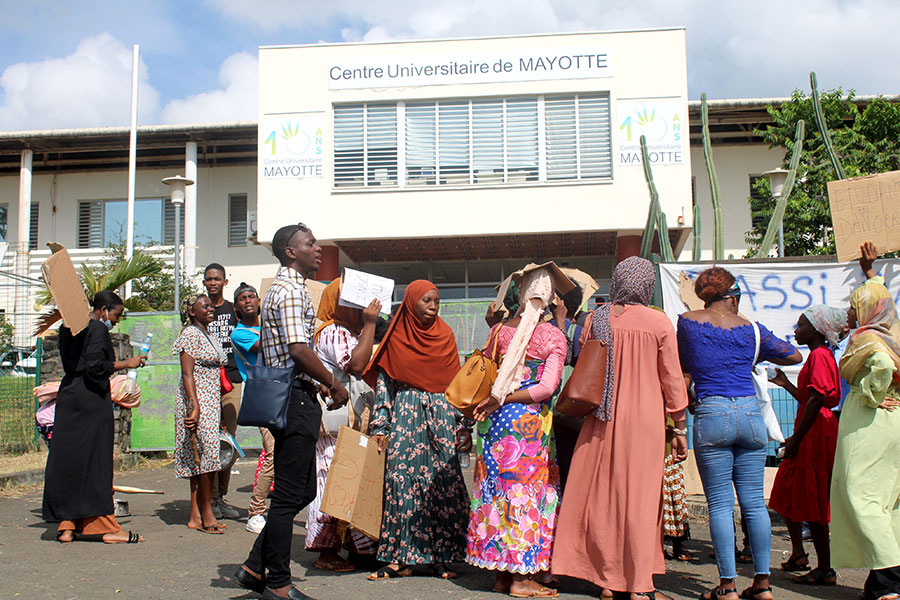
[29, 203, 39, 250]
[333, 93, 611, 189]
[76, 198, 182, 249]
[228, 194, 248, 246]
[0, 203, 8, 243]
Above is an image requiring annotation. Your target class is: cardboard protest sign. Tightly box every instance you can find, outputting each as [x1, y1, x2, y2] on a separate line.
[828, 170, 900, 262]
[41, 243, 90, 335]
[320, 425, 385, 540]
[258, 277, 275, 301]
[339, 268, 393, 315]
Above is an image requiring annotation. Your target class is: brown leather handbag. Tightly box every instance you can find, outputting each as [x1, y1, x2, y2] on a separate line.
[556, 339, 608, 418]
[445, 324, 503, 418]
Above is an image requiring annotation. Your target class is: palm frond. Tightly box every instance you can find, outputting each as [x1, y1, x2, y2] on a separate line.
[124, 297, 153, 313]
[80, 263, 101, 296]
[33, 308, 62, 336]
[34, 286, 54, 307]
[99, 253, 162, 292]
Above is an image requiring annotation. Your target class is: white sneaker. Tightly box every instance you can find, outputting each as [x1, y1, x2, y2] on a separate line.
[217, 498, 241, 520]
[246, 514, 266, 533]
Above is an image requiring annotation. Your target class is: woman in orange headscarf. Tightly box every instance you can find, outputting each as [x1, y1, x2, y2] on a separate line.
[363, 280, 471, 582]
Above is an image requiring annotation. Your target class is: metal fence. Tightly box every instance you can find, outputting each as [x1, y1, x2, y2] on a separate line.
[0, 338, 42, 454]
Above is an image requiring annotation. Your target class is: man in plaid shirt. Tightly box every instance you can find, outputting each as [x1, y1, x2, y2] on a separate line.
[236, 223, 349, 600]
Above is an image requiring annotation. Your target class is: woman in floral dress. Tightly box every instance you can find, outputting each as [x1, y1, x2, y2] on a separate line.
[363, 280, 470, 581]
[468, 265, 571, 598]
[173, 293, 227, 534]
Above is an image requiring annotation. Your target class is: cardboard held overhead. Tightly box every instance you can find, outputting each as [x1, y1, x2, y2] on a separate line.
[827, 170, 900, 262]
[320, 425, 385, 540]
[41, 243, 90, 335]
[559, 267, 600, 310]
[492, 261, 578, 310]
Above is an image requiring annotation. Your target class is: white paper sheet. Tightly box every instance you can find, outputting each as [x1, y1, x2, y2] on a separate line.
[339, 268, 393, 315]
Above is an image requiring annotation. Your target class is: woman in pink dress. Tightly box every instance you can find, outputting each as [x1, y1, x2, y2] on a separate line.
[552, 257, 689, 600]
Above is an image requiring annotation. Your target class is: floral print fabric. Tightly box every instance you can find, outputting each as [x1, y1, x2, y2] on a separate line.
[466, 322, 567, 574]
[369, 370, 469, 565]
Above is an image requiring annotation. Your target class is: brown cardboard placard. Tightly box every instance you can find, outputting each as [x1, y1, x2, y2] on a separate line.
[320, 425, 385, 540]
[827, 170, 900, 262]
[258, 277, 275, 302]
[41, 243, 90, 335]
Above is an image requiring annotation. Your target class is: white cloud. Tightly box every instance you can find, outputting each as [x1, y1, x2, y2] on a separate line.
[0, 33, 160, 131]
[207, 0, 900, 99]
[160, 52, 258, 124]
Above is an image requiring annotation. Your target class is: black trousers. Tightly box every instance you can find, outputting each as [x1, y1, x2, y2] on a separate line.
[865, 566, 900, 600]
[244, 380, 321, 589]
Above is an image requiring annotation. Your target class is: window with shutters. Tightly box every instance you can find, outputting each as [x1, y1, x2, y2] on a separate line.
[333, 93, 611, 189]
[228, 194, 248, 246]
[29, 203, 39, 250]
[76, 198, 182, 248]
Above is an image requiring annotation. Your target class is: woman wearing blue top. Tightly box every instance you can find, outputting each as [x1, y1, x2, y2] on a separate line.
[677, 267, 801, 600]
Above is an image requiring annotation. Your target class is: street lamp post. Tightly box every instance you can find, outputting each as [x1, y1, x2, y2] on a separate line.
[162, 175, 194, 311]
[762, 168, 789, 258]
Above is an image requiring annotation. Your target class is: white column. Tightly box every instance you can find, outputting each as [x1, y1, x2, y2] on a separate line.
[15, 150, 32, 346]
[125, 44, 139, 298]
[184, 141, 198, 276]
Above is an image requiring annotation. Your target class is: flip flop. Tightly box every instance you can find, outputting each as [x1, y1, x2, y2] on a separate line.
[188, 522, 227, 531]
[315, 558, 355, 572]
[103, 531, 143, 544]
[195, 524, 224, 535]
[509, 586, 559, 599]
[368, 565, 411, 581]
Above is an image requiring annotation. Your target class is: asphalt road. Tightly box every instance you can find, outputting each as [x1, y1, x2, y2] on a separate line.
[0, 457, 866, 600]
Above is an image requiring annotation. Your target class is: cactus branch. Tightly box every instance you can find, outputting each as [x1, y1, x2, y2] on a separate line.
[758, 120, 805, 257]
[810, 72, 847, 180]
[701, 93, 725, 259]
[638, 135, 674, 261]
[692, 200, 702, 261]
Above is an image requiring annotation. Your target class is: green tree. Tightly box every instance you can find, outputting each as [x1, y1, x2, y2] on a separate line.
[746, 90, 900, 256]
[100, 242, 200, 311]
[0, 316, 14, 354]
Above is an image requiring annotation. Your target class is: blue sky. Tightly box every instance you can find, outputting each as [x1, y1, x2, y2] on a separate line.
[0, 0, 897, 132]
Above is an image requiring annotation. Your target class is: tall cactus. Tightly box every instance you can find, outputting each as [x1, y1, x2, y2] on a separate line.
[701, 93, 724, 260]
[810, 72, 847, 180]
[638, 135, 675, 261]
[758, 120, 805, 257]
[692, 200, 702, 261]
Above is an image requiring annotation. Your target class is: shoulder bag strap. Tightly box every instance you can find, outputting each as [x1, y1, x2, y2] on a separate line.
[751, 321, 761, 365]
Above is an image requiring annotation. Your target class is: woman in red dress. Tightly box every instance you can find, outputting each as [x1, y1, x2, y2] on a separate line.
[769, 305, 848, 586]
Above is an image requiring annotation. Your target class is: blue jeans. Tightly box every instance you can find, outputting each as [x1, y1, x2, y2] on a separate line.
[694, 395, 771, 579]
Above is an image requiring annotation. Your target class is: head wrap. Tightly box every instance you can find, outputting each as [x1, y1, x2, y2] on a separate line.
[233, 282, 257, 304]
[591, 256, 656, 421]
[362, 280, 460, 393]
[491, 268, 555, 404]
[802, 305, 848, 348]
[180, 293, 203, 327]
[314, 277, 364, 346]
[840, 280, 900, 384]
[706, 280, 741, 306]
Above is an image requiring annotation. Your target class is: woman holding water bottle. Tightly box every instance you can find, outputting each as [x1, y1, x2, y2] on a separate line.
[43, 290, 147, 544]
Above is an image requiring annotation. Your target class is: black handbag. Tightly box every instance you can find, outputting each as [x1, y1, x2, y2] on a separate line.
[234, 346, 295, 430]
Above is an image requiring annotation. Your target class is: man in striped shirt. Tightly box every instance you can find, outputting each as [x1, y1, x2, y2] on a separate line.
[235, 223, 349, 600]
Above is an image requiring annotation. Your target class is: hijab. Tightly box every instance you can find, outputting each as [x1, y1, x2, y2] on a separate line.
[491, 268, 555, 404]
[591, 256, 656, 421]
[802, 305, 847, 348]
[362, 280, 460, 393]
[313, 278, 364, 346]
[840, 280, 900, 385]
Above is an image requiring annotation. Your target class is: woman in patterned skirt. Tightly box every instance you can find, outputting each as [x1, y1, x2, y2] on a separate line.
[363, 280, 470, 581]
[467, 265, 572, 599]
[663, 415, 692, 562]
[173, 293, 227, 534]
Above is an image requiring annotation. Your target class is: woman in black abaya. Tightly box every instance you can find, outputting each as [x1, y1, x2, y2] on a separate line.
[42, 290, 147, 543]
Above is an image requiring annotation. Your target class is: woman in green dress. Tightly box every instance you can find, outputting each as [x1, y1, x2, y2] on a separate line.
[363, 279, 471, 581]
[832, 242, 900, 600]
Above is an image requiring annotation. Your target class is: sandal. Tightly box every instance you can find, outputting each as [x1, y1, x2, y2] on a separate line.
[430, 563, 457, 579]
[103, 530, 144, 543]
[781, 552, 809, 571]
[739, 586, 773, 600]
[195, 524, 224, 535]
[368, 564, 411, 581]
[793, 568, 836, 586]
[314, 558, 355, 572]
[509, 586, 559, 599]
[699, 587, 738, 600]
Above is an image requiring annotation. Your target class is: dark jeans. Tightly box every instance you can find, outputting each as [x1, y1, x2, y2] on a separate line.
[244, 380, 321, 589]
[865, 566, 900, 600]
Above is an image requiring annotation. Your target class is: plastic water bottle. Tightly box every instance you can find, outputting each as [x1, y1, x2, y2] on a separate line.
[458, 450, 470, 469]
[124, 333, 152, 392]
